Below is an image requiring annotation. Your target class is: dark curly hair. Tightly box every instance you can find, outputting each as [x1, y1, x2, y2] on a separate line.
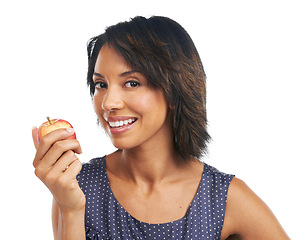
[86, 16, 210, 160]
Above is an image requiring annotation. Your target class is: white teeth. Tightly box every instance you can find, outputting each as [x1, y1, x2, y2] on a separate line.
[108, 118, 136, 128]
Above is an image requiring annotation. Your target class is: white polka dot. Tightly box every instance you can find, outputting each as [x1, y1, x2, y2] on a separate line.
[77, 157, 234, 239]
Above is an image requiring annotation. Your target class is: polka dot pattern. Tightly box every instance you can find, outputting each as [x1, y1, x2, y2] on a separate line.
[77, 157, 234, 239]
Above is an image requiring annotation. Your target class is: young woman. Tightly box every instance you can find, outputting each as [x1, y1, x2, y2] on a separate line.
[32, 16, 290, 239]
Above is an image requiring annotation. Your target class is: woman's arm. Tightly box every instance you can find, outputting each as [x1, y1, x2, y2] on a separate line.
[222, 177, 290, 239]
[52, 198, 85, 240]
[32, 127, 86, 240]
[52, 198, 59, 239]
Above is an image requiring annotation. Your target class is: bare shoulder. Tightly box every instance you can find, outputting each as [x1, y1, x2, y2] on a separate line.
[221, 177, 290, 240]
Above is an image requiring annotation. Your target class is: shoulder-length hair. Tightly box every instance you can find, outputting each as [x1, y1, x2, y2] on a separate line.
[86, 16, 210, 161]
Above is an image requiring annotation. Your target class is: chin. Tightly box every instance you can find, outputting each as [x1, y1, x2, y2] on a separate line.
[110, 137, 141, 151]
[111, 142, 136, 151]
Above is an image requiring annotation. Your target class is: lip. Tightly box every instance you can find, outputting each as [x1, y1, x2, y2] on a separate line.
[104, 116, 137, 135]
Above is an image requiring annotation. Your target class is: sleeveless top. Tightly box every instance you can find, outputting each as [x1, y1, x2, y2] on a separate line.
[77, 156, 234, 240]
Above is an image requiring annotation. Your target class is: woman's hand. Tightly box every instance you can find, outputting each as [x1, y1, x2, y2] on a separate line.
[32, 127, 86, 213]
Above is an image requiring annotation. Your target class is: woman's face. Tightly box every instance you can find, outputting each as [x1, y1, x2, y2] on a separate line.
[92, 44, 172, 150]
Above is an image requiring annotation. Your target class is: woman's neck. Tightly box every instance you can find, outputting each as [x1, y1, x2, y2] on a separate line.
[107, 115, 191, 185]
[124, 152, 174, 181]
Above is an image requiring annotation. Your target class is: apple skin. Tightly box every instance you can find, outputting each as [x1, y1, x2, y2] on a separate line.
[37, 118, 76, 143]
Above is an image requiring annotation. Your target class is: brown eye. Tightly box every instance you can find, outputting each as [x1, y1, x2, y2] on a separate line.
[95, 81, 107, 89]
[125, 81, 140, 88]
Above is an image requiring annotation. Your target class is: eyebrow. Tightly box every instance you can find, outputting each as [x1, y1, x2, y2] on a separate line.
[93, 70, 140, 79]
[93, 72, 105, 78]
[120, 70, 140, 77]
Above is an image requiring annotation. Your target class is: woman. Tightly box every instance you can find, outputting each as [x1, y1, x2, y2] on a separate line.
[32, 16, 289, 239]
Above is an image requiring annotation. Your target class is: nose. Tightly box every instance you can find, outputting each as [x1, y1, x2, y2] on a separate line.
[101, 87, 124, 111]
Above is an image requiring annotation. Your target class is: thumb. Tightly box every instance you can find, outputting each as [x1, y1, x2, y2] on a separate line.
[32, 126, 39, 150]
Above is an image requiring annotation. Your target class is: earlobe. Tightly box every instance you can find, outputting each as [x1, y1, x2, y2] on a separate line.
[169, 104, 175, 110]
[167, 98, 175, 110]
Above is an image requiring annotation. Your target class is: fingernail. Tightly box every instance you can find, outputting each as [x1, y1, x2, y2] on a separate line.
[66, 128, 75, 133]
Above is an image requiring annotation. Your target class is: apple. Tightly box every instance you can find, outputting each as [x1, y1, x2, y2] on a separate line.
[37, 117, 76, 142]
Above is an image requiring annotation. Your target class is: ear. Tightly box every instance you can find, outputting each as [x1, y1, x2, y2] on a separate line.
[167, 97, 175, 110]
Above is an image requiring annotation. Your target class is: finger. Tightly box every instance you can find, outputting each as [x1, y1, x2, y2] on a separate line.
[51, 150, 79, 174]
[32, 126, 39, 150]
[63, 158, 82, 179]
[33, 128, 80, 168]
[35, 139, 82, 169]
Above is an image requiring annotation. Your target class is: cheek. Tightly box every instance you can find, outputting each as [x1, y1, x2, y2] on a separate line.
[130, 95, 151, 111]
[133, 91, 168, 120]
[93, 96, 100, 115]
[93, 95, 105, 122]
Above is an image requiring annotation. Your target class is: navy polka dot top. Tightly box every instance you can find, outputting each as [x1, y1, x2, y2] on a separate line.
[77, 156, 234, 239]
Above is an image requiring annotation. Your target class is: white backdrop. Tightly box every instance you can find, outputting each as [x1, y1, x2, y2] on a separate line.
[0, 0, 295, 239]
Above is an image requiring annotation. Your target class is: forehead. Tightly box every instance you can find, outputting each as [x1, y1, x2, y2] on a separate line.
[94, 44, 131, 74]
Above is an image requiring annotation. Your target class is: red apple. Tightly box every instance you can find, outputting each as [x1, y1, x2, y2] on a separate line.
[37, 117, 76, 142]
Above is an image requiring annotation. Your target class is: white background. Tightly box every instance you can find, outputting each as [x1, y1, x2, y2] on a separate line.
[0, 0, 295, 239]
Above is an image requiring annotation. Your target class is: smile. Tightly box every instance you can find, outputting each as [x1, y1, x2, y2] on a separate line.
[108, 118, 137, 128]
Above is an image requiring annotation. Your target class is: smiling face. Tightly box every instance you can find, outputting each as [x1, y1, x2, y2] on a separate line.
[93, 44, 172, 151]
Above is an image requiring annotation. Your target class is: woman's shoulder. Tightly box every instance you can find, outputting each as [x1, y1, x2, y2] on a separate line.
[81, 155, 105, 169]
[221, 177, 290, 239]
[203, 162, 233, 176]
[77, 156, 106, 182]
[202, 162, 235, 188]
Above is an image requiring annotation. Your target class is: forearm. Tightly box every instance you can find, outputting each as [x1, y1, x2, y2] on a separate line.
[57, 208, 86, 240]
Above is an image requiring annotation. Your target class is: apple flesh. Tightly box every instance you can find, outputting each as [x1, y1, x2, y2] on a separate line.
[37, 117, 76, 142]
